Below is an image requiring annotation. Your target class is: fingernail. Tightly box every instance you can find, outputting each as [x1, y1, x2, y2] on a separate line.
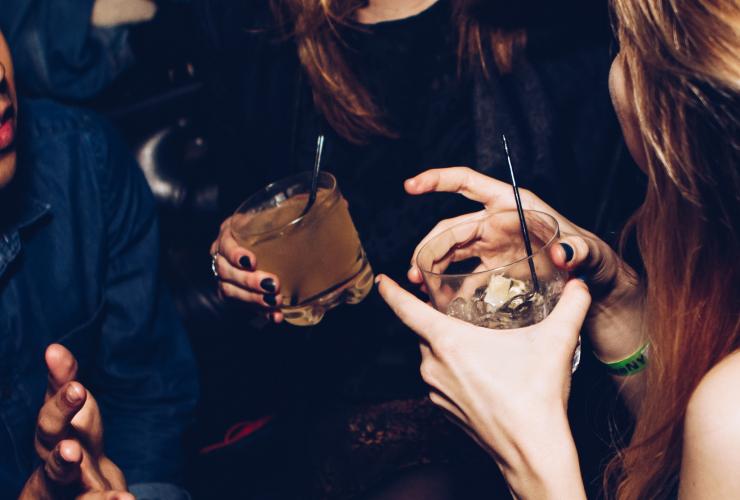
[574, 275, 589, 285]
[374, 275, 382, 285]
[239, 256, 252, 270]
[264, 294, 277, 307]
[65, 384, 82, 405]
[560, 243, 574, 262]
[261, 278, 276, 293]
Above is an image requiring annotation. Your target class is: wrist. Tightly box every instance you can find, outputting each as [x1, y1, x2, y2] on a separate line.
[493, 411, 586, 499]
[587, 280, 646, 362]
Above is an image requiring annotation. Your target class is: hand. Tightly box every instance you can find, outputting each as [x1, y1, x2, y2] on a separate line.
[20, 344, 128, 499]
[19, 440, 132, 500]
[92, 0, 157, 27]
[377, 275, 590, 498]
[404, 167, 644, 360]
[210, 216, 284, 323]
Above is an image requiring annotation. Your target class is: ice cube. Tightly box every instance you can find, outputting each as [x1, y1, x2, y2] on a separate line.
[483, 275, 512, 309]
[447, 297, 474, 323]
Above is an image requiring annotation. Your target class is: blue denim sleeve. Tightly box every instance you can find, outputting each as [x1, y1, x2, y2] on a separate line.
[0, 0, 134, 100]
[85, 115, 198, 485]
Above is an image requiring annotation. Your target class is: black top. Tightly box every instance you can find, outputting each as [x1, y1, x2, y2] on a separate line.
[293, 0, 478, 274]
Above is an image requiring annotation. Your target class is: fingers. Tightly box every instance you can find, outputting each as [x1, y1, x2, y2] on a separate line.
[376, 274, 449, 343]
[550, 235, 620, 297]
[212, 219, 283, 309]
[77, 491, 135, 500]
[214, 253, 280, 294]
[44, 440, 82, 485]
[219, 280, 283, 308]
[407, 265, 423, 284]
[36, 382, 86, 455]
[45, 344, 78, 398]
[544, 280, 592, 343]
[404, 167, 512, 205]
[263, 310, 285, 324]
[216, 221, 256, 272]
[409, 210, 485, 276]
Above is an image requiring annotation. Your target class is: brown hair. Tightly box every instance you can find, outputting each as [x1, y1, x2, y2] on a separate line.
[607, 0, 740, 497]
[270, 0, 525, 144]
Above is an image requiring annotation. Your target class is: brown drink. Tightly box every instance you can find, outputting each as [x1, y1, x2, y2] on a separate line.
[231, 172, 373, 326]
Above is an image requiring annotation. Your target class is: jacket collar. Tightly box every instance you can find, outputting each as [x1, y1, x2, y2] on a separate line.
[0, 180, 51, 278]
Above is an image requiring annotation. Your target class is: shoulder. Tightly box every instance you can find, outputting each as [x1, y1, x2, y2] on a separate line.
[681, 350, 740, 495]
[686, 350, 740, 433]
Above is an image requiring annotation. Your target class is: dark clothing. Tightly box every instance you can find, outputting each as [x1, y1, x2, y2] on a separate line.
[0, 99, 198, 497]
[0, 0, 135, 100]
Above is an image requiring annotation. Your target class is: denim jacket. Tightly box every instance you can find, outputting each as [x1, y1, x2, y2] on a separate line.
[0, 99, 198, 496]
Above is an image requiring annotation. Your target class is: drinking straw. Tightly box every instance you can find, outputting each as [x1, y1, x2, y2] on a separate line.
[302, 134, 325, 216]
[502, 135, 541, 293]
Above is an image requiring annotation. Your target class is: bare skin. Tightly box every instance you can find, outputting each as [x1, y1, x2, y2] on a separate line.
[18, 345, 131, 499]
[356, 0, 439, 24]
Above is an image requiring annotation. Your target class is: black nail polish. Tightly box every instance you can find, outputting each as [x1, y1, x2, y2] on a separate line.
[560, 243, 574, 262]
[264, 294, 277, 306]
[261, 278, 276, 293]
[239, 256, 252, 270]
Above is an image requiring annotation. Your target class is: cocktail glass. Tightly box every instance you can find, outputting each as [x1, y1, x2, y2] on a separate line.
[231, 171, 374, 326]
[417, 209, 579, 371]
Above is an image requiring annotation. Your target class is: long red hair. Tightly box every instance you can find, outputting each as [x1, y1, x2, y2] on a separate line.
[607, 0, 740, 497]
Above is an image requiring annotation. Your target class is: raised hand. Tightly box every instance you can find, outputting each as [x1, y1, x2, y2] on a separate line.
[210, 216, 284, 323]
[20, 345, 128, 499]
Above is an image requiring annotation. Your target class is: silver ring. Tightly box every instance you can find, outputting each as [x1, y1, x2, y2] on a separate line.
[211, 252, 220, 279]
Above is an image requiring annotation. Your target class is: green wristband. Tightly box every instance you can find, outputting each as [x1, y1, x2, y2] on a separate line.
[597, 343, 649, 377]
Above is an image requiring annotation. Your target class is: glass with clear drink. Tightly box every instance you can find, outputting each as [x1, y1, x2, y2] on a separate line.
[417, 209, 580, 371]
[231, 172, 374, 326]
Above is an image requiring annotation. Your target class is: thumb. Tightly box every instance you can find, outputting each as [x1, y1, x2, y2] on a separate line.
[542, 279, 591, 344]
[376, 274, 449, 343]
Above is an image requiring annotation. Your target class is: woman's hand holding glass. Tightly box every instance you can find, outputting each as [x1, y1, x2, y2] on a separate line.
[404, 167, 645, 362]
[210, 216, 285, 323]
[376, 274, 590, 498]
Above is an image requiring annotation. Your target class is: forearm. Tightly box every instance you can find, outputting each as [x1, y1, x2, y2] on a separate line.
[587, 282, 647, 414]
[486, 414, 587, 500]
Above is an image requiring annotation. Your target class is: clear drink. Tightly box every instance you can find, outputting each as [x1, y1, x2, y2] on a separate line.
[231, 172, 373, 326]
[417, 210, 579, 371]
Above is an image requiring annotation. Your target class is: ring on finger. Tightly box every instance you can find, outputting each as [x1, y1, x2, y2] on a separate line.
[211, 252, 220, 279]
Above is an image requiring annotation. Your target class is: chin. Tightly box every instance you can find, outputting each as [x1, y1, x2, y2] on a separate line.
[0, 150, 17, 189]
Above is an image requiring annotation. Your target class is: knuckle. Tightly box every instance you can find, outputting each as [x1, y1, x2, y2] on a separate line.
[35, 424, 55, 447]
[433, 335, 456, 358]
[419, 362, 435, 386]
[219, 282, 232, 297]
[428, 391, 444, 407]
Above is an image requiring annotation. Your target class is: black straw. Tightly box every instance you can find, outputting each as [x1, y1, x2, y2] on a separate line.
[302, 134, 325, 216]
[502, 135, 540, 293]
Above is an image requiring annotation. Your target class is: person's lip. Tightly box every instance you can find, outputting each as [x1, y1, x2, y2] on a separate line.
[0, 97, 16, 153]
